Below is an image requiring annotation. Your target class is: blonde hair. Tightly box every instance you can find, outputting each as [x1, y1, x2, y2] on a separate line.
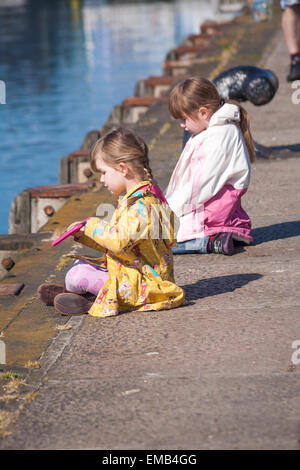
[169, 76, 255, 163]
[90, 127, 154, 188]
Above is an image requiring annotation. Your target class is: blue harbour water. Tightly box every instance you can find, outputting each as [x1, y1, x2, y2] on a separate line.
[0, 0, 230, 234]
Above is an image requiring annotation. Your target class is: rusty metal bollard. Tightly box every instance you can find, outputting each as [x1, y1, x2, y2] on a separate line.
[44, 205, 55, 217]
[2, 257, 15, 271]
[83, 168, 93, 178]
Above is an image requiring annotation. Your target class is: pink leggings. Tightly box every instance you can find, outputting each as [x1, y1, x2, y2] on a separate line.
[65, 260, 109, 296]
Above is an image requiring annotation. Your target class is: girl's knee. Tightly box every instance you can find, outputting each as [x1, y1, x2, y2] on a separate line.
[65, 264, 88, 294]
[65, 260, 108, 295]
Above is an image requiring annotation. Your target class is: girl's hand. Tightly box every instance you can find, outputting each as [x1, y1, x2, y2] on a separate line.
[74, 229, 84, 241]
[66, 221, 85, 241]
[66, 221, 82, 232]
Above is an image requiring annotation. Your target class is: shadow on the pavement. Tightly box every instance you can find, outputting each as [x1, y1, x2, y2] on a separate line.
[252, 220, 300, 245]
[181, 273, 262, 301]
[255, 141, 300, 159]
[272, 143, 300, 152]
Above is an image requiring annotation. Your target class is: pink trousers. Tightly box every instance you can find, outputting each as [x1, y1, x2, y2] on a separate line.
[65, 260, 109, 295]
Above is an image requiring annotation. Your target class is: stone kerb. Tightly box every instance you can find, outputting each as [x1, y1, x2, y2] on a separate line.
[183, 32, 212, 47]
[134, 75, 188, 98]
[162, 20, 224, 75]
[99, 96, 169, 136]
[59, 149, 92, 185]
[0, 232, 53, 282]
[8, 183, 91, 235]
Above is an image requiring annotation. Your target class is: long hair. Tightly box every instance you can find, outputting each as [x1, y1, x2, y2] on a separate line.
[90, 127, 154, 187]
[169, 76, 255, 162]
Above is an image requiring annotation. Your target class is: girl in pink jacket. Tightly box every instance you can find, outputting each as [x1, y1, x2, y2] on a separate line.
[165, 77, 255, 255]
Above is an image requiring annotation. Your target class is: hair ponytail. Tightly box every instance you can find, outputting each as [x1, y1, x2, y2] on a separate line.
[224, 99, 255, 163]
[238, 106, 255, 164]
[139, 142, 154, 191]
[143, 164, 154, 192]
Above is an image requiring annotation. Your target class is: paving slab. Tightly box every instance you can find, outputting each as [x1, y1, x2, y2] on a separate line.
[1, 372, 299, 450]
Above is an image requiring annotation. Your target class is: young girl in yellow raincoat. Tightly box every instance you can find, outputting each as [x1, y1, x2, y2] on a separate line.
[38, 127, 185, 317]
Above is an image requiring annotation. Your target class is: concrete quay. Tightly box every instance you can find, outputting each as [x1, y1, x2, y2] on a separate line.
[0, 4, 299, 449]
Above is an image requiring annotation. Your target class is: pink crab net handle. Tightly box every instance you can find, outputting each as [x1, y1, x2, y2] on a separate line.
[51, 218, 90, 247]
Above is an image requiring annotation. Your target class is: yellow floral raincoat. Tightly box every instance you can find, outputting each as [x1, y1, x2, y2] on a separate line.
[76, 181, 185, 317]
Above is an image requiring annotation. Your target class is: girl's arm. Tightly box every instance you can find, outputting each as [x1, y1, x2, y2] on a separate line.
[81, 201, 150, 253]
[75, 218, 107, 252]
[197, 128, 251, 202]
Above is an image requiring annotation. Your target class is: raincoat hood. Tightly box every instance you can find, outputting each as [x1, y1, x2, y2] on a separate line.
[209, 103, 240, 127]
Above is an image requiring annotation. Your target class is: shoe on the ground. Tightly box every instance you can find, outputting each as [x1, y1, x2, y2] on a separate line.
[83, 292, 97, 302]
[54, 293, 92, 315]
[232, 233, 252, 246]
[287, 60, 300, 82]
[209, 232, 235, 255]
[37, 283, 65, 306]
